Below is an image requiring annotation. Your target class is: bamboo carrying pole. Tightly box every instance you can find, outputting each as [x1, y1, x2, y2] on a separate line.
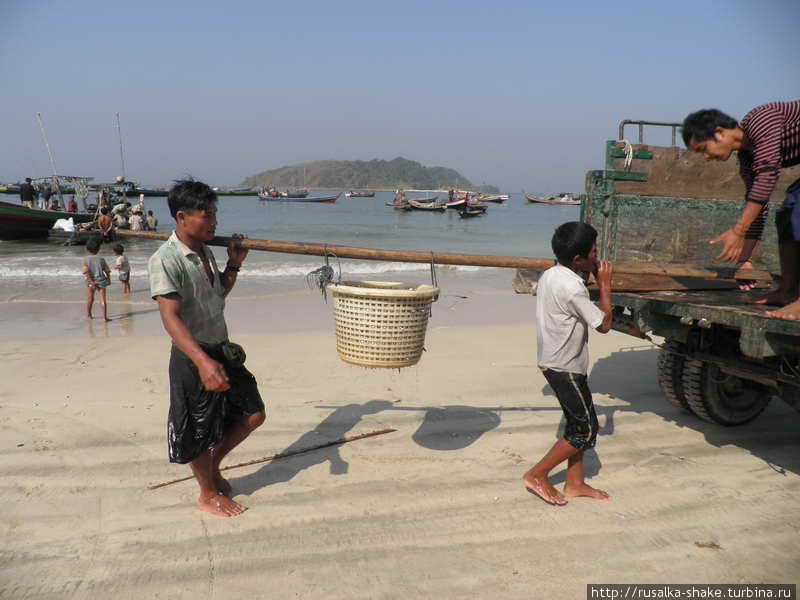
[117, 230, 776, 282]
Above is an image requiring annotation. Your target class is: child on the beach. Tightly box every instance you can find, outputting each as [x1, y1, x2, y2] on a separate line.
[81, 237, 112, 322]
[149, 179, 265, 518]
[522, 221, 613, 506]
[112, 243, 131, 294]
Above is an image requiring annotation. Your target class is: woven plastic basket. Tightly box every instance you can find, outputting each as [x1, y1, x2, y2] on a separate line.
[327, 281, 439, 368]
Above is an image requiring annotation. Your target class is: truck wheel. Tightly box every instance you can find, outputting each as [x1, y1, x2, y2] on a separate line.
[682, 359, 772, 425]
[657, 340, 694, 413]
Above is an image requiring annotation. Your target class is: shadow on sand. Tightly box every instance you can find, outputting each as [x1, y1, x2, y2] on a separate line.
[233, 345, 800, 495]
[577, 345, 800, 479]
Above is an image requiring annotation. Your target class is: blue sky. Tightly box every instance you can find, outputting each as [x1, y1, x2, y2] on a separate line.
[1, 0, 798, 192]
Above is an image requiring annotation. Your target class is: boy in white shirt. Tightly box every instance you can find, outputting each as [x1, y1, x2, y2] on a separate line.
[523, 221, 613, 505]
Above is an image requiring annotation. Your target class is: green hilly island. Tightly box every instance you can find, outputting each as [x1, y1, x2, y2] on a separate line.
[241, 157, 498, 192]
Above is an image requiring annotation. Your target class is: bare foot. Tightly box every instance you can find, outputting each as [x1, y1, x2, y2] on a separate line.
[522, 473, 567, 506]
[197, 492, 247, 517]
[104, 317, 112, 322]
[766, 297, 800, 321]
[215, 473, 232, 497]
[564, 482, 610, 501]
[747, 289, 797, 306]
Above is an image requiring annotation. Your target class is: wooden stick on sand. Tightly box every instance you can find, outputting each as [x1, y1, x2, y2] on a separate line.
[117, 230, 777, 282]
[147, 428, 397, 490]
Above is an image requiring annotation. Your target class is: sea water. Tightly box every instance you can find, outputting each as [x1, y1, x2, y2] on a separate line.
[0, 192, 578, 298]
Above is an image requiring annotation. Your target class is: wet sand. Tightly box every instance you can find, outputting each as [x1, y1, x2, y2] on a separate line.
[1, 276, 799, 598]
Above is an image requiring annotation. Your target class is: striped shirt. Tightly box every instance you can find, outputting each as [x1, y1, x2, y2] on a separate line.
[738, 100, 800, 239]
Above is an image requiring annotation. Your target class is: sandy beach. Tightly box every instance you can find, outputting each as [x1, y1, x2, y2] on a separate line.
[2, 274, 799, 599]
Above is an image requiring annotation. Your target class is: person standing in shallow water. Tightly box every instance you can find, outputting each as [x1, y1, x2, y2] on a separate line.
[149, 179, 265, 518]
[522, 221, 613, 506]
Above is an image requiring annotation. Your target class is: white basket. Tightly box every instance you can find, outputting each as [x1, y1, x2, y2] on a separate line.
[328, 281, 439, 368]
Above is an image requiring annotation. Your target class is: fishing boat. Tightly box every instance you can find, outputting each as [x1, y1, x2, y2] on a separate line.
[407, 195, 438, 204]
[0, 200, 94, 240]
[525, 193, 580, 206]
[258, 192, 340, 203]
[345, 191, 375, 198]
[476, 194, 509, 203]
[214, 187, 258, 197]
[458, 206, 485, 218]
[404, 199, 446, 212]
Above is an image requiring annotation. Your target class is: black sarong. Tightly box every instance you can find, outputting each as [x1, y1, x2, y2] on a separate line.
[167, 342, 265, 464]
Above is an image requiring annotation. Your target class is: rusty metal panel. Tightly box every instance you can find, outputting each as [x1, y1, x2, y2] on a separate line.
[612, 143, 800, 200]
[586, 193, 780, 272]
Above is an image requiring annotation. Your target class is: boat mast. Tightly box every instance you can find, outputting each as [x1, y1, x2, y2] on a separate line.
[36, 112, 62, 205]
[116, 112, 127, 182]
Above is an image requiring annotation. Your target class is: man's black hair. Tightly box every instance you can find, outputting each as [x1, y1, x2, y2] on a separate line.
[86, 237, 102, 254]
[113, 243, 124, 254]
[681, 109, 738, 147]
[167, 178, 217, 219]
[551, 221, 597, 266]
[25, 177, 31, 183]
[100, 206, 109, 215]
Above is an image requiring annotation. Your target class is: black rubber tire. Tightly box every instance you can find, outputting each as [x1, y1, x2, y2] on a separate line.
[681, 359, 772, 425]
[657, 339, 694, 413]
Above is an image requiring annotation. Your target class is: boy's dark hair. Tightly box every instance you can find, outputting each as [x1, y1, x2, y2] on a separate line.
[113, 243, 124, 254]
[25, 177, 32, 183]
[552, 222, 598, 265]
[168, 178, 217, 219]
[147, 210, 153, 215]
[100, 207, 109, 215]
[86, 237, 102, 254]
[681, 109, 738, 147]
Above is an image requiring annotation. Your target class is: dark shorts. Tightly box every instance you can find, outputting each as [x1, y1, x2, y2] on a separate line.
[776, 178, 800, 244]
[119, 272, 130, 283]
[168, 342, 265, 464]
[542, 369, 599, 451]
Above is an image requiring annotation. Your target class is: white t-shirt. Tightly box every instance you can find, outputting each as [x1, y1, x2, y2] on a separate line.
[535, 264, 604, 375]
[115, 255, 130, 274]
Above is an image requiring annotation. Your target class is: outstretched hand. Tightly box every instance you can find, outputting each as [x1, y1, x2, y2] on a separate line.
[710, 228, 745, 262]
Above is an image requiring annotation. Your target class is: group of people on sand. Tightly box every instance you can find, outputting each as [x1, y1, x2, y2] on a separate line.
[80, 241, 131, 321]
[145, 98, 798, 518]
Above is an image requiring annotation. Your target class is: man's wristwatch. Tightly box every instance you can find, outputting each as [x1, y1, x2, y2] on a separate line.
[225, 262, 241, 273]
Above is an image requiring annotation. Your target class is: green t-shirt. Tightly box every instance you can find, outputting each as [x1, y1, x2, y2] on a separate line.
[148, 232, 228, 345]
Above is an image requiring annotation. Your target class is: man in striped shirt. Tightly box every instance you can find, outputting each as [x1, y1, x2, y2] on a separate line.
[682, 101, 800, 320]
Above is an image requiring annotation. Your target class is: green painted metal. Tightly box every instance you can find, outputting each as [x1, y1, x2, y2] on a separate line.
[583, 139, 799, 362]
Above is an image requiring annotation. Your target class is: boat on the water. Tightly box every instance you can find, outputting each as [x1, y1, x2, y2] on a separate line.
[525, 193, 580, 206]
[345, 191, 375, 198]
[404, 199, 446, 212]
[258, 192, 340, 203]
[0, 200, 94, 240]
[476, 194, 509, 203]
[458, 206, 485, 218]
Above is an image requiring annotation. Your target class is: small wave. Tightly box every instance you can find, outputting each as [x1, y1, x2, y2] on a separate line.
[0, 260, 490, 280]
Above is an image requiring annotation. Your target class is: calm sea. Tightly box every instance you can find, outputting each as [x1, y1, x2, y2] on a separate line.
[0, 192, 579, 295]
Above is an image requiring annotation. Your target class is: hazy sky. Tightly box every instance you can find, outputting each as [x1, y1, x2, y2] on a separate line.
[1, 0, 798, 193]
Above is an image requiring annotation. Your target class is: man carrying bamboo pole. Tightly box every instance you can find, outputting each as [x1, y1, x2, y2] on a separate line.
[682, 101, 800, 319]
[149, 179, 265, 518]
